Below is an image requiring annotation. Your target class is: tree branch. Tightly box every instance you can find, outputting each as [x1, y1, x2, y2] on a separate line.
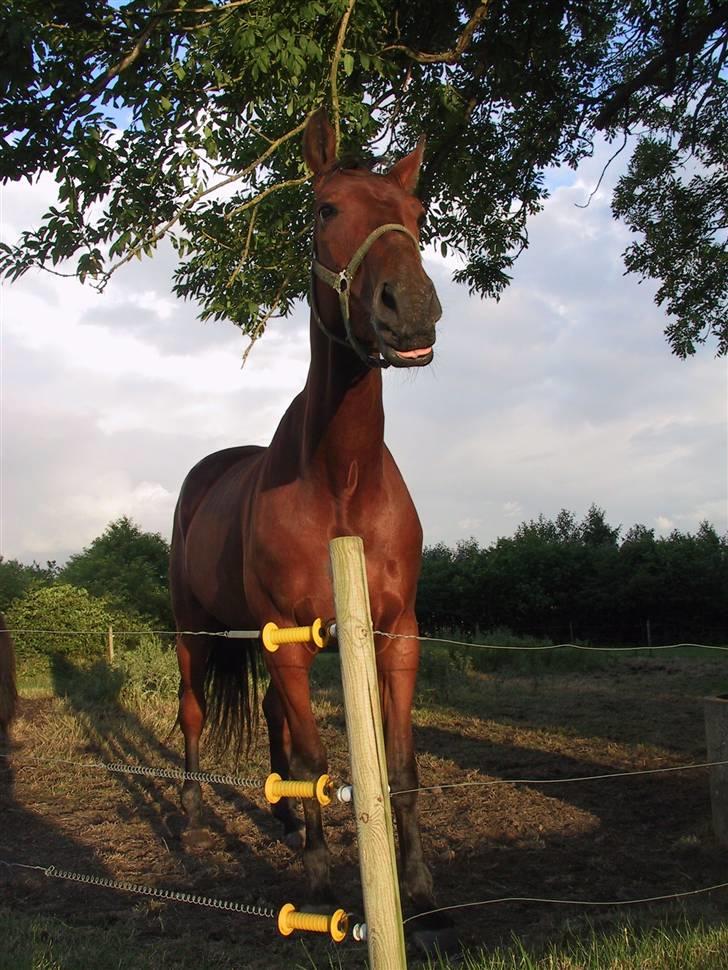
[224, 174, 311, 221]
[594, 4, 728, 130]
[379, 3, 490, 65]
[330, 0, 357, 151]
[105, 118, 311, 278]
[227, 208, 257, 288]
[240, 273, 291, 367]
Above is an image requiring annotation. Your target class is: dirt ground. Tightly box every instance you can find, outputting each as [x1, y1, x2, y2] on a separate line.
[1, 655, 727, 968]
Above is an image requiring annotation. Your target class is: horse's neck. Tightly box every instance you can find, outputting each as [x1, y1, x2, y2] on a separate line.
[298, 316, 385, 491]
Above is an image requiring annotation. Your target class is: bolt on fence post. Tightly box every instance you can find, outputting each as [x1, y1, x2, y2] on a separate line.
[329, 536, 407, 970]
[107, 625, 114, 664]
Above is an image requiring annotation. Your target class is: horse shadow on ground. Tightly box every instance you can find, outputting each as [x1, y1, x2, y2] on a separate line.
[0, 701, 116, 926]
[46, 655, 290, 877]
[400, 715, 728, 952]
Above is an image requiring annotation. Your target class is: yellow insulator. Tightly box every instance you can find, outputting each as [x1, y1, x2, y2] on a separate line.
[277, 903, 349, 942]
[264, 772, 332, 806]
[261, 618, 327, 653]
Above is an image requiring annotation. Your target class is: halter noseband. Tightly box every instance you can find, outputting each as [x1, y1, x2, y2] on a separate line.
[310, 222, 421, 369]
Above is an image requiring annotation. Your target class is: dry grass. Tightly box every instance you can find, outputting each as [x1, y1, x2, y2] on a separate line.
[2, 644, 728, 969]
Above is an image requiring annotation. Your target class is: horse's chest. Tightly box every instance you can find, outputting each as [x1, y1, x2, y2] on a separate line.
[247, 471, 418, 620]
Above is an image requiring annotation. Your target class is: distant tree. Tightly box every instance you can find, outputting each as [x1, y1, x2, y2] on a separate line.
[0, 557, 59, 611]
[417, 509, 726, 645]
[656, 522, 728, 642]
[579, 504, 620, 547]
[60, 517, 172, 629]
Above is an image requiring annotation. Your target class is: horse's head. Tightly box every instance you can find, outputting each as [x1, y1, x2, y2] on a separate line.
[304, 111, 441, 369]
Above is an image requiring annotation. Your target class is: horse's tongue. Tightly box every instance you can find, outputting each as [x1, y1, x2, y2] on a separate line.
[396, 347, 433, 359]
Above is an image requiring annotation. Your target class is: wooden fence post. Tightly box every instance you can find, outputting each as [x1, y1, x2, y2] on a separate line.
[329, 536, 407, 970]
[705, 694, 728, 846]
[107, 625, 114, 664]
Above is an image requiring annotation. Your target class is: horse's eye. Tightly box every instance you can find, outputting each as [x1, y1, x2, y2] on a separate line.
[318, 203, 337, 223]
[417, 212, 427, 230]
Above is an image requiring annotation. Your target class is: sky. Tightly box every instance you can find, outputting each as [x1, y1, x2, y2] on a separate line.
[1, 144, 726, 565]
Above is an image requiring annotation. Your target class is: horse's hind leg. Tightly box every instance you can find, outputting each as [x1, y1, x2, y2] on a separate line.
[176, 634, 209, 834]
[262, 682, 304, 848]
[266, 658, 332, 903]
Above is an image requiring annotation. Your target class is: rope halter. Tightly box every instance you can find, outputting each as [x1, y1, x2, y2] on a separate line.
[310, 222, 421, 369]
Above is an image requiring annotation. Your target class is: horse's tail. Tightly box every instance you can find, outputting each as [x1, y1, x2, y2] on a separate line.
[0, 613, 18, 741]
[205, 637, 260, 763]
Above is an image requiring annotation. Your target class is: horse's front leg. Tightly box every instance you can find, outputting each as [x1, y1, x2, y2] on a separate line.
[375, 623, 434, 911]
[265, 648, 332, 903]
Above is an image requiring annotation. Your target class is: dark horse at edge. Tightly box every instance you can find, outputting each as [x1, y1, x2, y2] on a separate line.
[170, 111, 449, 938]
[0, 613, 18, 746]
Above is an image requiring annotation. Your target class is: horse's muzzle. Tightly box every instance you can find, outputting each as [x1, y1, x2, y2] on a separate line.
[372, 278, 441, 368]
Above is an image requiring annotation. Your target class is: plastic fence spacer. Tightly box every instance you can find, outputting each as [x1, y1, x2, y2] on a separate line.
[261, 618, 327, 653]
[336, 784, 353, 803]
[352, 922, 368, 943]
[264, 773, 332, 806]
[277, 903, 349, 942]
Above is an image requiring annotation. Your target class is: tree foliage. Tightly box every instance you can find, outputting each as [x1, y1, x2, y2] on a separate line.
[0, 557, 59, 611]
[60, 516, 172, 628]
[0, 1, 725, 355]
[5, 582, 137, 661]
[417, 507, 728, 644]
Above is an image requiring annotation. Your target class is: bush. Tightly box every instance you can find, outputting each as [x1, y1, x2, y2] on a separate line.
[6, 583, 152, 664]
[118, 636, 179, 705]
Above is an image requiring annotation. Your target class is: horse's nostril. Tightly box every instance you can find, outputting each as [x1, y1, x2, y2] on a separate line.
[381, 283, 398, 313]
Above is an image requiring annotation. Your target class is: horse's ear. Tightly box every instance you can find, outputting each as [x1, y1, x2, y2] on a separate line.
[303, 110, 337, 176]
[388, 135, 426, 193]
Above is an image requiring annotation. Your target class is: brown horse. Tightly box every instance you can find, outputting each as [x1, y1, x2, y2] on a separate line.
[0, 613, 18, 745]
[170, 111, 444, 927]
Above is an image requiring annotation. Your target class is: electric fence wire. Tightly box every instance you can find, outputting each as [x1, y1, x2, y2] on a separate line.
[375, 631, 728, 652]
[0, 754, 263, 788]
[2, 752, 726, 802]
[403, 880, 728, 924]
[7, 627, 728, 651]
[0, 860, 277, 919]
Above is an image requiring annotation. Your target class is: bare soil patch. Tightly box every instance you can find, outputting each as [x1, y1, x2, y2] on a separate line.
[2, 655, 727, 967]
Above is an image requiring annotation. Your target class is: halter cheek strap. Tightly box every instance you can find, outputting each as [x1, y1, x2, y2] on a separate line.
[310, 223, 421, 369]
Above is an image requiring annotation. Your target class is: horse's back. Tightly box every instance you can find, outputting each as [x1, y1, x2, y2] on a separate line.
[174, 445, 265, 537]
[170, 445, 266, 626]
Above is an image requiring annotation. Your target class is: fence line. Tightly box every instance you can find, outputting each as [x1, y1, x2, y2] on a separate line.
[376, 631, 728, 652]
[403, 880, 728, 925]
[3, 752, 726, 801]
[7, 626, 728, 652]
[392, 759, 728, 797]
[4, 855, 727, 934]
[0, 755, 263, 788]
[0, 859, 277, 919]
[6, 628, 253, 638]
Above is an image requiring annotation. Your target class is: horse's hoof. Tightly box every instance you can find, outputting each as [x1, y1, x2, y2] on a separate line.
[181, 827, 214, 850]
[283, 829, 304, 851]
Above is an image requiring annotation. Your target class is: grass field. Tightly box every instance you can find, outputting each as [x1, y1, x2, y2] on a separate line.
[2, 637, 728, 969]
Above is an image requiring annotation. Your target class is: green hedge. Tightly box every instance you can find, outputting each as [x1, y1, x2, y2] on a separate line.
[6, 583, 152, 663]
